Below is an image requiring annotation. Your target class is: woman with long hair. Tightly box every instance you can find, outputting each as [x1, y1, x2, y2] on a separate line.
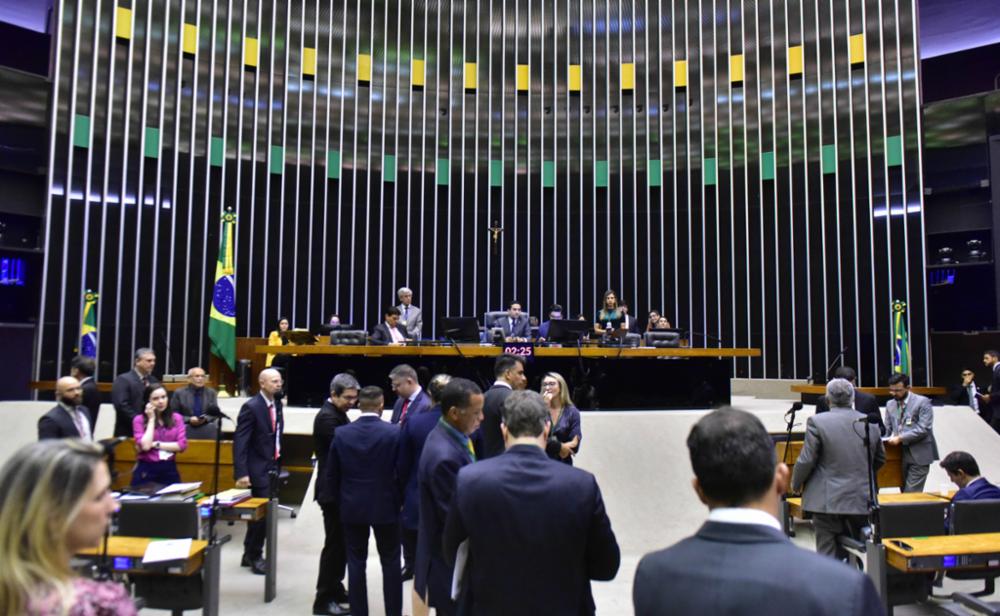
[540, 372, 582, 465]
[0, 439, 134, 615]
[266, 316, 292, 368]
[594, 289, 625, 336]
[131, 384, 188, 486]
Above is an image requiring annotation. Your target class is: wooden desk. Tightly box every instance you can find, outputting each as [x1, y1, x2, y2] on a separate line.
[197, 496, 269, 522]
[198, 495, 278, 602]
[774, 439, 904, 493]
[790, 384, 946, 399]
[785, 491, 949, 519]
[30, 380, 213, 393]
[884, 533, 1000, 573]
[76, 536, 207, 576]
[254, 343, 762, 358]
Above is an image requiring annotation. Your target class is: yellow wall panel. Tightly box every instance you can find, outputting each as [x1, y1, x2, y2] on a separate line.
[115, 7, 132, 40]
[568, 64, 582, 91]
[674, 60, 688, 87]
[244, 37, 259, 68]
[303, 47, 317, 76]
[358, 54, 372, 82]
[411, 59, 426, 87]
[788, 45, 803, 75]
[730, 54, 744, 82]
[621, 62, 635, 90]
[182, 24, 198, 55]
[849, 33, 865, 64]
[516, 64, 529, 91]
[464, 62, 477, 90]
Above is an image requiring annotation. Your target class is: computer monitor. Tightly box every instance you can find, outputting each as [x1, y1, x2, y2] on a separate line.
[547, 319, 592, 344]
[117, 501, 201, 539]
[440, 317, 481, 343]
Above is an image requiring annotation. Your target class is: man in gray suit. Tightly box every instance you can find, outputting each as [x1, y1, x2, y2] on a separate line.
[169, 366, 220, 439]
[885, 373, 938, 492]
[397, 286, 422, 340]
[792, 379, 885, 560]
[633, 407, 883, 616]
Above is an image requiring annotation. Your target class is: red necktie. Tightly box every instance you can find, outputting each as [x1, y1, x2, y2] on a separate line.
[399, 399, 411, 424]
[268, 403, 278, 459]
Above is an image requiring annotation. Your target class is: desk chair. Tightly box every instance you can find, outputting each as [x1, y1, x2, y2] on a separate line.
[643, 331, 681, 348]
[946, 499, 1000, 597]
[329, 330, 367, 345]
[941, 592, 1000, 616]
[276, 468, 297, 518]
[117, 501, 203, 615]
[482, 311, 507, 330]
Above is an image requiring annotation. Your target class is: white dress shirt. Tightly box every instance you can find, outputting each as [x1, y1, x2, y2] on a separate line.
[707, 507, 783, 532]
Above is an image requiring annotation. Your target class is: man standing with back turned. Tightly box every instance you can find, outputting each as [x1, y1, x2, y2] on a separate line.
[633, 407, 883, 616]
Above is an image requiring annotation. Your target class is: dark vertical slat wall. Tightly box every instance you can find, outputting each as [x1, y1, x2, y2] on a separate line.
[37, 0, 929, 385]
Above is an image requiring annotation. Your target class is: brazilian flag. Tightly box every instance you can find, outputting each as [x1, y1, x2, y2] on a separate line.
[892, 300, 909, 375]
[79, 290, 98, 357]
[209, 211, 237, 371]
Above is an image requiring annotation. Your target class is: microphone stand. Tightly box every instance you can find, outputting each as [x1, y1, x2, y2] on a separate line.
[96, 436, 127, 581]
[780, 403, 802, 536]
[862, 417, 882, 544]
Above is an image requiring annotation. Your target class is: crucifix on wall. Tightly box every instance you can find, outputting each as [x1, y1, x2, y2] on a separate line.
[488, 220, 503, 255]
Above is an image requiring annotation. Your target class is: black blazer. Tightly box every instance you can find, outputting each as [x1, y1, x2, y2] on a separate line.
[988, 364, 1000, 423]
[498, 315, 531, 339]
[233, 393, 283, 489]
[79, 377, 102, 430]
[397, 406, 442, 530]
[312, 399, 351, 504]
[479, 384, 513, 459]
[443, 445, 620, 616]
[327, 415, 401, 525]
[633, 521, 883, 616]
[38, 405, 87, 440]
[111, 370, 160, 437]
[370, 322, 409, 345]
[815, 388, 886, 435]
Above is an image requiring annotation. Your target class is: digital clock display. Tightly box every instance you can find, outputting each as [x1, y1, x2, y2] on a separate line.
[502, 343, 534, 358]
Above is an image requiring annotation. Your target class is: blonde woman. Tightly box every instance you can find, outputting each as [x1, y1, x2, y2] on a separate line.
[0, 439, 134, 615]
[540, 372, 582, 465]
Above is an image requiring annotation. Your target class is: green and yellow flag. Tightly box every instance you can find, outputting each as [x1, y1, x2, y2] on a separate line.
[209, 211, 237, 371]
[79, 290, 98, 357]
[892, 300, 909, 375]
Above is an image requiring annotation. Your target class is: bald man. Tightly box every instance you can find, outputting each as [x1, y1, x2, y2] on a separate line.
[233, 368, 285, 575]
[170, 366, 219, 438]
[38, 376, 93, 441]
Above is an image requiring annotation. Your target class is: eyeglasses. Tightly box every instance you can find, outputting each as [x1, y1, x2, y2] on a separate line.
[541, 381, 558, 388]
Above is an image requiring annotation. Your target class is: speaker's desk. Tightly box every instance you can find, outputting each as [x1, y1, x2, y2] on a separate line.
[199, 496, 278, 603]
[257, 343, 760, 409]
[784, 491, 949, 520]
[76, 536, 208, 576]
[883, 533, 1000, 573]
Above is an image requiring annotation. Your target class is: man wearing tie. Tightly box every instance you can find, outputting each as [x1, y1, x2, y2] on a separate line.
[328, 386, 403, 616]
[499, 301, 531, 341]
[111, 347, 160, 437]
[169, 366, 220, 438]
[397, 287, 423, 340]
[38, 376, 93, 441]
[885, 373, 938, 493]
[371, 306, 410, 345]
[70, 355, 101, 430]
[389, 364, 431, 425]
[234, 368, 284, 575]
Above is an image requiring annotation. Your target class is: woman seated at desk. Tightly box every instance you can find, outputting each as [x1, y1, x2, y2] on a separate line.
[0, 440, 135, 615]
[594, 289, 628, 337]
[132, 385, 188, 486]
[266, 317, 293, 368]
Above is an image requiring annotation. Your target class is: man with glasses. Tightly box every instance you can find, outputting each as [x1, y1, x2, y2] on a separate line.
[169, 366, 219, 438]
[885, 373, 938, 493]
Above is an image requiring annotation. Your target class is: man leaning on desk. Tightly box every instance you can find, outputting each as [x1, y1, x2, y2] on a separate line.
[371, 306, 411, 346]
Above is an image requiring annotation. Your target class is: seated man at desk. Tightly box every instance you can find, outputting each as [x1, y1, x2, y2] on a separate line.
[371, 306, 410, 346]
[941, 451, 1000, 502]
[498, 300, 531, 342]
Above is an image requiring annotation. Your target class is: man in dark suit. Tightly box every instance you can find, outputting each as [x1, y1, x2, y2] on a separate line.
[620, 301, 641, 334]
[416, 378, 483, 616]
[311, 373, 357, 615]
[168, 366, 220, 439]
[885, 373, 939, 492]
[478, 354, 526, 459]
[979, 349, 1000, 430]
[370, 306, 409, 345]
[633, 407, 884, 616]
[388, 363, 431, 425]
[397, 374, 451, 583]
[444, 390, 620, 615]
[947, 368, 981, 411]
[536, 304, 563, 341]
[498, 300, 531, 341]
[815, 365, 886, 435]
[70, 355, 101, 430]
[38, 376, 93, 441]
[111, 347, 159, 437]
[792, 379, 885, 560]
[941, 451, 1000, 502]
[233, 368, 284, 576]
[328, 386, 402, 616]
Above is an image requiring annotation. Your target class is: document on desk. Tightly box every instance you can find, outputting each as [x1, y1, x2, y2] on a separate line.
[142, 538, 192, 564]
[450, 540, 468, 601]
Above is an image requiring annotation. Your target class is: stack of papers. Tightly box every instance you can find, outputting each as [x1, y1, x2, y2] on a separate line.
[155, 482, 203, 498]
[142, 538, 193, 565]
[213, 488, 252, 506]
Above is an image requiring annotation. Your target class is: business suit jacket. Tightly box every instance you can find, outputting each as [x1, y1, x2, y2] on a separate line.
[885, 392, 939, 465]
[953, 477, 1000, 502]
[79, 376, 101, 430]
[397, 406, 442, 530]
[791, 407, 885, 515]
[169, 385, 219, 419]
[443, 445, 620, 616]
[390, 388, 431, 424]
[479, 383, 513, 459]
[313, 399, 351, 504]
[233, 393, 283, 489]
[498, 315, 530, 339]
[633, 521, 884, 616]
[397, 303, 423, 340]
[815, 389, 886, 435]
[988, 363, 1000, 424]
[38, 404, 88, 440]
[326, 414, 401, 525]
[111, 370, 161, 437]
[370, 321, 409, 345]
[415, 422, 475, 606]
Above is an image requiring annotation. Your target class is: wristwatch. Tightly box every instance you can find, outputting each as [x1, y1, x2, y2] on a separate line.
[153, 441, 160, 449]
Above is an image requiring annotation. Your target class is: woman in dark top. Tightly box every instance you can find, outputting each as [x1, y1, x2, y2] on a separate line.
[131, 385, 188, 486]
[594, 289, 625, 336]
[540, 372, 582, 465]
